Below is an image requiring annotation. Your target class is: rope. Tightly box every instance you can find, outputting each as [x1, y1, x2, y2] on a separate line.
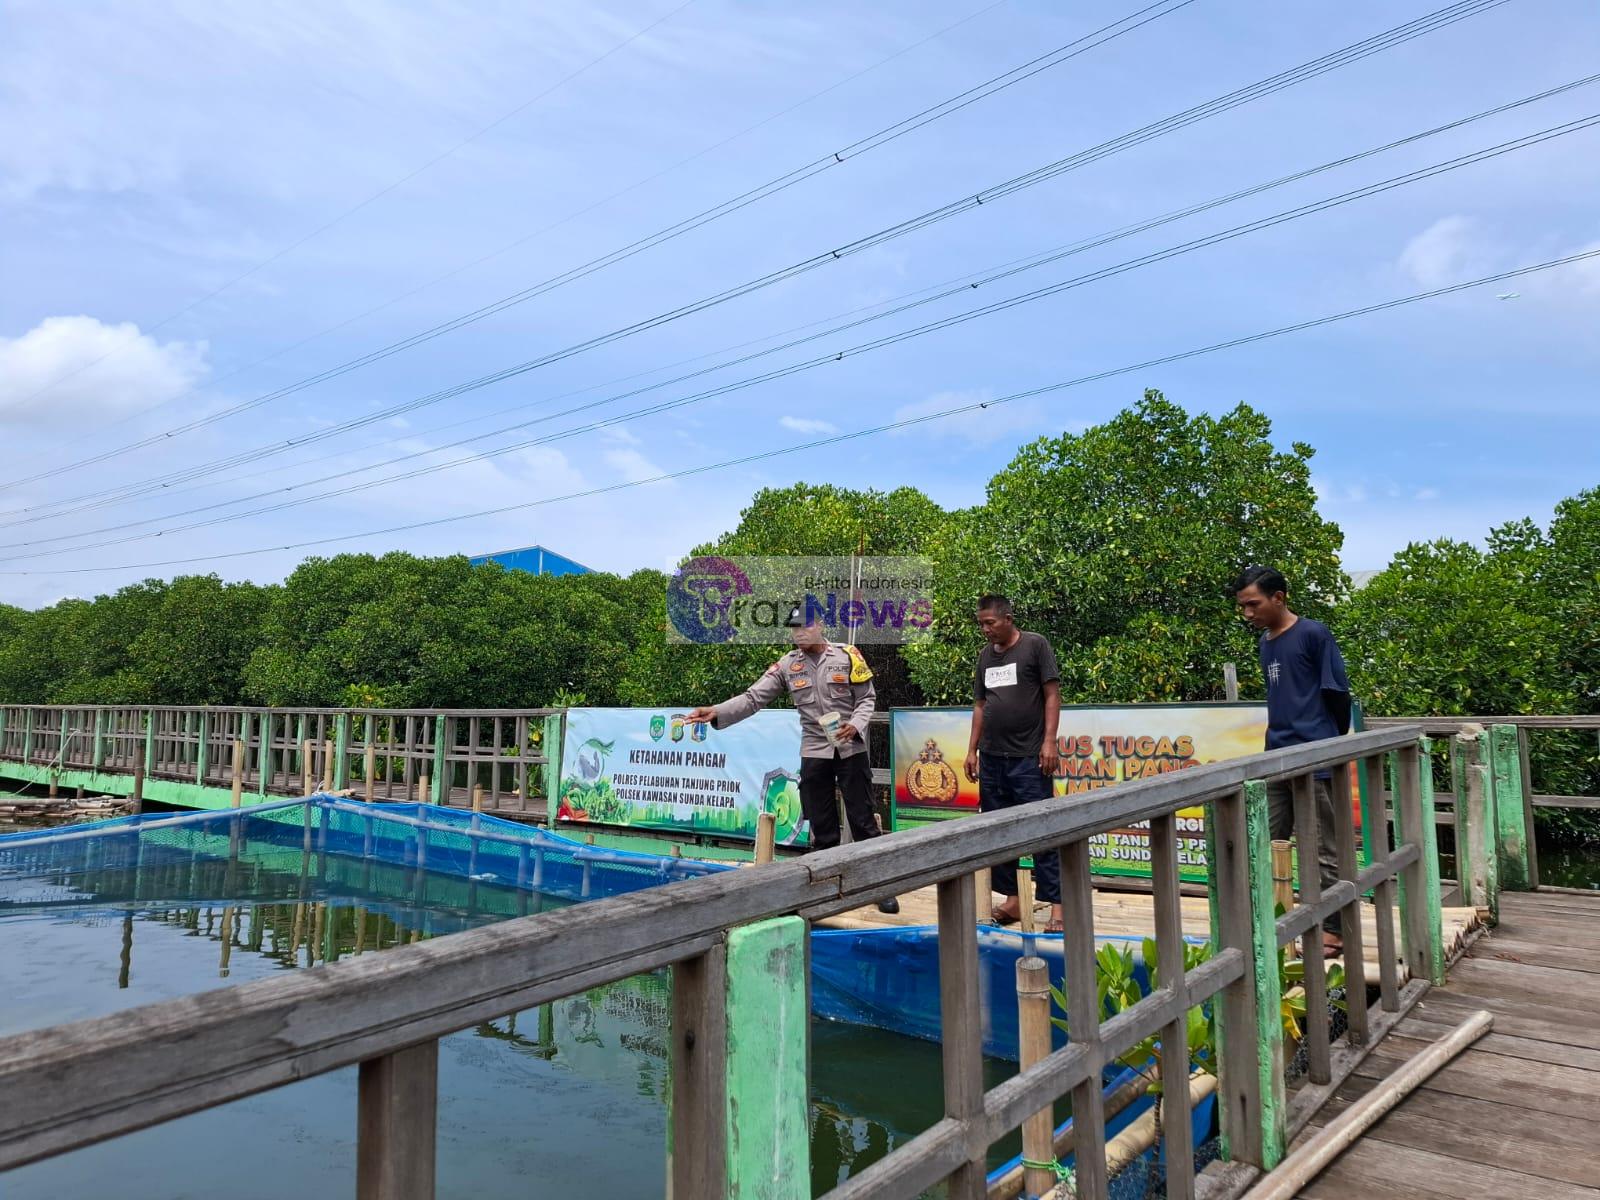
[1020, 1156, 1075, 1196]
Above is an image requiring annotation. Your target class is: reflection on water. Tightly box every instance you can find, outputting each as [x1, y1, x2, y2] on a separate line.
[0, 833, 1021, 1198]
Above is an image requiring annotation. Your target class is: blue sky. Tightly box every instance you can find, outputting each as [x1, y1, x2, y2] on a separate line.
[2, 0, 1597, 607]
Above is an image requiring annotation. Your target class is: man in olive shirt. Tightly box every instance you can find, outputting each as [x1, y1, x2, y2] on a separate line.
[963, 595, 1063, 931]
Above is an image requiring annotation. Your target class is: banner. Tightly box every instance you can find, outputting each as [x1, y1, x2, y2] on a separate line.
[557, 707, 807, 845]
[891, 704, 1270, 882]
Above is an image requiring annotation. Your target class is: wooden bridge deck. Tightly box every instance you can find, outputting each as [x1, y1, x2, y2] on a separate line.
[1293, 889, 1600, 1199]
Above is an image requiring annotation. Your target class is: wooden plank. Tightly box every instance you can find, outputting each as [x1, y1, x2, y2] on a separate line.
[936, 874, 987, 1200]
[1304, 1077, 1600, 1189]
[1327, 762, 1367, 1043]
[1395, 1015, 1600, 1072]
[669, 942, 728, 1200]
[1414, 987, 1600, 1051]
[1472, 937, 1600, 975]
[357, 1040, 438, 1200]
[1058, 840, 1109, 1200]
[1149, 813, 1194, 1200]
[1291, 775, 1331, 1084]
[1295, 1134, 1600, 1200]
[1443, 956, 1600, 1013]
[1355, 1038, 1600, 1119]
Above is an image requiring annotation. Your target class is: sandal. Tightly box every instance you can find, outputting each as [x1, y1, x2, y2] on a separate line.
[990, 908, 1021, 927]
[1042, 921, 1063, 935]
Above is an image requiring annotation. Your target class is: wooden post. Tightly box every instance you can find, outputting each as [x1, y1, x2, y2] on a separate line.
[1489, 724, 1534, 890]
[1223, 662, 1240, 702]
[321, 739, 335, 792]
[195, 710, 211, 785]
[1291, 776, 1331, 1086]
[1329, 761, 1369, 1046]
[669, 943, 729, 1199]
[1015, 957, 1056, 1199]
[301, 740, 315, 797]
[1514, 726, 1540, 888]
[1149, 812, 1194, 1200]
[230, 739, 246, 809]
[974, 866, 991, 926]
[541, 711, 564, 825]
[430, 716, 446, 807]
[257, 711, 275, 798]
[1463, 761, 1499, 923]
[936, 873, 987, 1199]
[1269, 840, 1294, 915]
[92, 709, 106, 772]
[416, 772, 430, 806]
[334, 713, 351, 791]
[364, 740, 378, 804]
[1395, 741, 1445, 986]
[357, 1041, 438, 1200]
[471, 783, 484, 814]
[1205, 781, 1286, 1170]
[131, 759, 145, 816]
[754, 811, 776, 864]
[1058, 839, 1109, 1200]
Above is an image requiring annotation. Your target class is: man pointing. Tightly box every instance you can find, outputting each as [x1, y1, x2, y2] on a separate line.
[687, 608, 899, 913]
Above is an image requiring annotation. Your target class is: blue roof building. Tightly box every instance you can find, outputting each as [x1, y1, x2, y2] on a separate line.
[468, 544, 593, 577]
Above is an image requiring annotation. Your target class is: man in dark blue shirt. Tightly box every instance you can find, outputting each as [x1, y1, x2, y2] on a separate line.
[1234, 565, 1352, 958]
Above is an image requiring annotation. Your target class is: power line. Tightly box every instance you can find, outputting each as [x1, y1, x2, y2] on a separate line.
[1, 0, 1193, 486]
[7, 245, 1593, 577]
[9, 105, 1595, 561]
[0, 0, 1505, 512]
[10, 66, 1589, 534]
[85, 0, 1009, 436]
[2, 0, 702, 413]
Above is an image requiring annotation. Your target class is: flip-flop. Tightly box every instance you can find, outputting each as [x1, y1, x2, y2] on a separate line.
[1042, 922, 1064, 935]
[990, 909, 1021, 927]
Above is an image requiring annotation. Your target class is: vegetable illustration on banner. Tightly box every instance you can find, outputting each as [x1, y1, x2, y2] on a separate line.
[558, 707, 807, 845]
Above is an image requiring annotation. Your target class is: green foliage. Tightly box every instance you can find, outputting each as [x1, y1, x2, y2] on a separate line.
[1051, 938, 1216, 1091]
[1343, 490, 1600, 844]
[904, 391, 1346, 704]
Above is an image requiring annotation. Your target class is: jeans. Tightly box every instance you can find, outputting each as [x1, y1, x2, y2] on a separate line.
[1266, 776, 1342, 935]
[979, 753, 1060, 903]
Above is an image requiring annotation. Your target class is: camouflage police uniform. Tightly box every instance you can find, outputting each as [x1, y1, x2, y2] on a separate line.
[712, 642, 882, 851]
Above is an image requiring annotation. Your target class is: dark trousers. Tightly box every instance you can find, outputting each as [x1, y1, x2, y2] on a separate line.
[800, 751, 881, 851]
[1267, 777, 1342, 935]
[979, 753, 1060, 904]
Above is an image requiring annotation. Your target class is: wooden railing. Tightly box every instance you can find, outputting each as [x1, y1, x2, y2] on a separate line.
[0, 704, 561, 815]
[0, 725, 1445, 1200]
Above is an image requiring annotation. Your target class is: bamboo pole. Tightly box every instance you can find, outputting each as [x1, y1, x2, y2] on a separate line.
[131, 760, 145, 815]
[1240, 1011, 1493, 1200]
[471, 783, 484, 814]
[301, 740, 314, 797]
[1270, 840, 1294, 915]
[986, 1072, 1151, 1200]
[416, 771, 430, 806]
[1103, 1071, 1217, 1179]
[321, 739, 334, 792]
[1015, 957, 1056, 1199]
[1018, 865, 1037, 934]
[230, 738, 246, 808]
[975, 867, 992, 926]
[754, 811, 777, 864]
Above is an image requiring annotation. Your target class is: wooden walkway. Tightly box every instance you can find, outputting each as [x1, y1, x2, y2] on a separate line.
[1293, 889, 1600, 1199]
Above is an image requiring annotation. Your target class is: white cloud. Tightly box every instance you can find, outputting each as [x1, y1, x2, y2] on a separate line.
[0, 316, 208, 426]
[1414, 487, 1440, 501]
[1397, 216, 1490, 289]
[779, 415, 838, 435]
[603, 447, 667, 485]
[890, 389, 1045, 444]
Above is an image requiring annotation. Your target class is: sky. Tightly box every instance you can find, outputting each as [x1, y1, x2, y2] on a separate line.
[2, 0, 1598, 608]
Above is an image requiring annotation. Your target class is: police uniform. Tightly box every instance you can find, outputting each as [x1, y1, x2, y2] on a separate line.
[712, 640, 882, 851]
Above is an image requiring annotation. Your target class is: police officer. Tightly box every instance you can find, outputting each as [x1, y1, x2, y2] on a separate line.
[686, 607, 900, 914]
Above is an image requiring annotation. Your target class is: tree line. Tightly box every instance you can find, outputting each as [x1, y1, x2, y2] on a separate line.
[2, 392, 1594, 840]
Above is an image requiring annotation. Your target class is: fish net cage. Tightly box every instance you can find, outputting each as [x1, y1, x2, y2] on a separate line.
[0, 795, 729, 919]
